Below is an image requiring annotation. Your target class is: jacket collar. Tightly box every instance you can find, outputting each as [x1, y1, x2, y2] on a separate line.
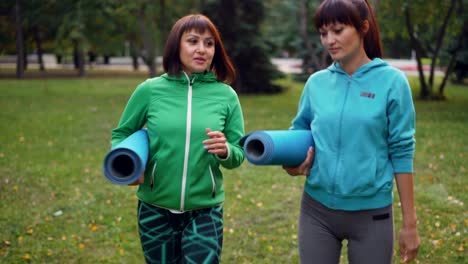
[327, 58, 388, 77]
[161, 71, 217, 83]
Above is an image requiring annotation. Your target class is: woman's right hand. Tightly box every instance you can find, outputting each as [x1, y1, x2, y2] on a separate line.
[282, 147, 315, 176]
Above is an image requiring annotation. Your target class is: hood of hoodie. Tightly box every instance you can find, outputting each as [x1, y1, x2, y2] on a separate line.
[327, 58, 389, 77]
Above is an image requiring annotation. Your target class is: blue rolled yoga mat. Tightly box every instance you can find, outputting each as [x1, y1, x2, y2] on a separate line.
[103, 129, 149, 185]
[240, 130, 314, 166]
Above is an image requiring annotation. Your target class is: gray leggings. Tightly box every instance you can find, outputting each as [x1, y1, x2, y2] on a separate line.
[298, 192, 394, 264]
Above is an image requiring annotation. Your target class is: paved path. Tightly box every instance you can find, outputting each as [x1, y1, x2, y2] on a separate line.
[0, 55, 443, 76]
[272, 58, 444, 76]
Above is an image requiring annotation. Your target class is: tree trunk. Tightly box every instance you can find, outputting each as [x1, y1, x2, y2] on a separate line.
[428, 0, 456, 92]
[138, 4, 157, 77]
[298, 0, 320, 74]
[157, 0, 166, 73]
[439, 2, 466, 98]
[33, 26, 45, 71]
[129, 40, 140, 70]
[15, 0, 24, 78]
[73, 40, 85, 77]
[132, 55, 139, 70]
[404, 5, 430, 99]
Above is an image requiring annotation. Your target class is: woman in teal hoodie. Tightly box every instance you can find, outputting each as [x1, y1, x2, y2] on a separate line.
[283, 0, 420, 263]
[111, 14, 245, 263]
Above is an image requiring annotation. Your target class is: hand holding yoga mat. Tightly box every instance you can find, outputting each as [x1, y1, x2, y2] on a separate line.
[240, 130, 314, 166]
[103, 129, 149, 185]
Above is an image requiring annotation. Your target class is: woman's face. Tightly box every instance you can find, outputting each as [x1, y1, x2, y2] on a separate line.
[179, 29, 215, 75]
[319, 23, 364, 63]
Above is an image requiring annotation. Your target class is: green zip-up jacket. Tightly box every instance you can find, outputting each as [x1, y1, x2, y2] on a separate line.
[111, 71, 245, 211]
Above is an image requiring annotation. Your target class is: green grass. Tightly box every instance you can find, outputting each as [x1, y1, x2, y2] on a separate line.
[0, 75, 466, 263]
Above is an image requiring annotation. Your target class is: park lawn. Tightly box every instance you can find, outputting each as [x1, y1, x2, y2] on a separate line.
[0, 76, 466, 263]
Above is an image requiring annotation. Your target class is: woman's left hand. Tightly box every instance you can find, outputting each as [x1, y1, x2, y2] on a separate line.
[203, 128, 228, 158]
[399, 225, 420, 263]
[282, 147, 314, 176]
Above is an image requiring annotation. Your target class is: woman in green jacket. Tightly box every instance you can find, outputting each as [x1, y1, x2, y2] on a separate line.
[111, 14, 245, 264]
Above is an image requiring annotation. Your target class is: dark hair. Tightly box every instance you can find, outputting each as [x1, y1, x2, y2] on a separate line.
[314, 0, 383, 59]
[163, 14, 236, 84]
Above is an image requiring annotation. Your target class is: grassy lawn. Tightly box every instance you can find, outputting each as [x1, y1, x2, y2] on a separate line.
[0, 74, 466, 263]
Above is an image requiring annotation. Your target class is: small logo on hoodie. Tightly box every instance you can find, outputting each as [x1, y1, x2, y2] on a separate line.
[360, 92, 375, 99]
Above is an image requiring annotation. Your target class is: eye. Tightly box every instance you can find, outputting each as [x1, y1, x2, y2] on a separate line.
[205, 40, 214, 47]
[334, 28, 343, 34]
[319, 31, 327, 37]
[187, 38, 198, 44]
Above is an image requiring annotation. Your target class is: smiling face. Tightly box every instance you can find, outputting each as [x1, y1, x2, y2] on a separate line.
[319, 23, 365, 64]
[179, 29, 215, 75]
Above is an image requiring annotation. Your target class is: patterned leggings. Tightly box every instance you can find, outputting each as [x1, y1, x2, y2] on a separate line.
[137, 201, 224, 264]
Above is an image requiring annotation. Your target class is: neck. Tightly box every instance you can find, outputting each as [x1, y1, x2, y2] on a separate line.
[339, 50, 371, 76]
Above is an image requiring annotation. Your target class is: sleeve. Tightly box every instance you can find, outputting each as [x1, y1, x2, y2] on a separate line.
[217, 91, 245, 169]
[111, 81, 150, 147]
[290, 77, 313, 130]
[387, 74, 416, 173]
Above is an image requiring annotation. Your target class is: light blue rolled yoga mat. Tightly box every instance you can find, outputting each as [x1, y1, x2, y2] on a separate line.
[240, 130, 314, 166]
[103, 129, 149, 185]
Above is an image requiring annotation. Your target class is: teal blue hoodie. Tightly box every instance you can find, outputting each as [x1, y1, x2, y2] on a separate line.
[292, 58, 415, 211]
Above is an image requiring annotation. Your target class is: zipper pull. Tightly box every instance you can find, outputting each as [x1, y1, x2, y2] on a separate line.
[150, 161, 157, 192]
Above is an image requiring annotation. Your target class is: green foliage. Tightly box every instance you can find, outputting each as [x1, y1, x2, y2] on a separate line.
[0, 75, 466, 263]
[204, 0, 284, 94]
[261, 1, 302, 57]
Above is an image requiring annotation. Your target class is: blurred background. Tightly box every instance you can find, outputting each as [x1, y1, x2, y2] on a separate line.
[1, 0, 466, 97]
[0, 1, 466, 263]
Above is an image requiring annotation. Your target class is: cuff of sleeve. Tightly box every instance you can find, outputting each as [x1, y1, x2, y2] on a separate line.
[391, 158, 414, 173]
[216, 143, 231, 161]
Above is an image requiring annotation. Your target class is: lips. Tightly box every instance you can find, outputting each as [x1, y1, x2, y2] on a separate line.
[194, 58, 206, 63]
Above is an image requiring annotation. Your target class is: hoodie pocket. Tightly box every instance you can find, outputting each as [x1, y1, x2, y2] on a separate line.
[336, 154, 377, 196]
[309, 151, 336, 190]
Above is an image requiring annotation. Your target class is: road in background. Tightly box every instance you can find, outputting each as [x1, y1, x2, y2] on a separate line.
[272, 58, 444, 76]
[0, 55, 443, 76]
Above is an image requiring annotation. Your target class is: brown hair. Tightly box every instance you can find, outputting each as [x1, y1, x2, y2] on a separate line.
[313, 0, 383, 59]
[162, 14, 236, 84]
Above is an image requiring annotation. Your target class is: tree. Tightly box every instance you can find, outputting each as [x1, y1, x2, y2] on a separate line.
[380, 0, 466, 100]
[115, 0, 175, 77]
[261, 0, 329, 78]
[449, 21, 468, 83]
[261, 1, 301, 57]
[14, 0, 24, 78]
[204, 0, 283, 94]
[298, 0, 329, 75]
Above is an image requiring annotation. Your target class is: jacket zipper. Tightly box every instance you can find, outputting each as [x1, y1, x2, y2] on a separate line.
[208, 165, 216, 197]
[180, 72, 194, 211]
[332, 76, 352, 202]
[150, 161, 157, 191]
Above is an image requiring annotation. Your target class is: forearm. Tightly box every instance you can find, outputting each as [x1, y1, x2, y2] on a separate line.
[395, 173, 417, 227]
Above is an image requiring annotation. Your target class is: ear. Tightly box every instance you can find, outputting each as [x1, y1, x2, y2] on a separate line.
[362, 20, 370, 35]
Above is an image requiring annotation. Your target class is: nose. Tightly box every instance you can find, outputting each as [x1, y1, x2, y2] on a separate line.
[322, 33, 336, 47]
[196, 42, 206, 53]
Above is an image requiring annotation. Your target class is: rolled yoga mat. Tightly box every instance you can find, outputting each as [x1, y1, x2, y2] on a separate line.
[239, 130, 314, 166]
[103, 129, 149, 185]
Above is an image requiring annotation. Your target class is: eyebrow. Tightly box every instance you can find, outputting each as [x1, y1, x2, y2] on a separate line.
[186, 33, 214, 40]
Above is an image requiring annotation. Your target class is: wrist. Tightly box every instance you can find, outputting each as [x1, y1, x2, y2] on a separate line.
[402, 215, 418, 228]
